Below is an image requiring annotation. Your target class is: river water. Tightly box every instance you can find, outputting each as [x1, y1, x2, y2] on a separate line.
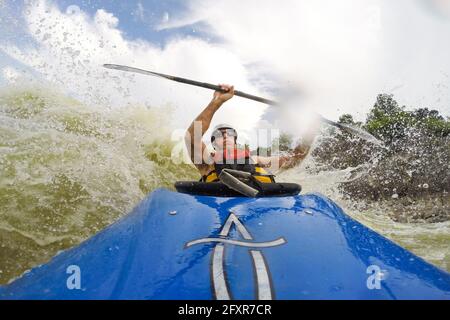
[0, 88, 448, 285]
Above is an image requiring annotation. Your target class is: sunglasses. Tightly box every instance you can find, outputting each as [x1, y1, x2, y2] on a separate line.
[211, 129, 237, 142]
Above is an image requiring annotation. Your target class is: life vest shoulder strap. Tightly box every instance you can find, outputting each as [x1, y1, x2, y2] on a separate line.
[201, 170, 219, 183]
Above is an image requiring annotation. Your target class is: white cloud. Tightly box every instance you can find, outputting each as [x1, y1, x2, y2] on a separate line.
[161, 0, 450, 120]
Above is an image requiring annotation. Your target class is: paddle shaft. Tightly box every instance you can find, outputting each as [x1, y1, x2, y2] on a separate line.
[171, 79, 276, 105]
[179, 80, 277, 105]
[103, 64, 276, 105]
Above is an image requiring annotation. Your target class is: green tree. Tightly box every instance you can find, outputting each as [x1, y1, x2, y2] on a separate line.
[366, 93, 402, 122]
[412, 108, 449, 136]
[413, 108, 444, 121]
[338, 114, 355, 125]
[364, 94, 414, 144]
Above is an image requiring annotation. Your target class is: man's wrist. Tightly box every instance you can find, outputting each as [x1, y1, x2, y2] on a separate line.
[210, 98, 224, 108]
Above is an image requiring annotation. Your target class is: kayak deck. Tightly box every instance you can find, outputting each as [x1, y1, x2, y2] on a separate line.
[1, 188, 449, 299]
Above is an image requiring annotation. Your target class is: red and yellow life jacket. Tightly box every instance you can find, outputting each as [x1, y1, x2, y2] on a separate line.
[201, 148, 275, 183]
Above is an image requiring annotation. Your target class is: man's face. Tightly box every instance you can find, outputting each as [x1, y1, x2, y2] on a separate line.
[213, 129, 237, 150]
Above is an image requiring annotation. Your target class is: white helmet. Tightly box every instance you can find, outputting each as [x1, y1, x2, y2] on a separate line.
[211, 123, 237, 143]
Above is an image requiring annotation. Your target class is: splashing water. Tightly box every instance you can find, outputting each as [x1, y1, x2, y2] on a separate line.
[0, 86, 448, 286]
[0, 86, 197, 284]
[277, 148, 450, 272]
[335, 122, 386, 148]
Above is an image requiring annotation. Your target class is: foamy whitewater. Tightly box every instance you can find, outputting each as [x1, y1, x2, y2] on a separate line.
[0, 87, 448, 285]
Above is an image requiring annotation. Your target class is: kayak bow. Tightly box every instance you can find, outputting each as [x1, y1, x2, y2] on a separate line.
[1, 187, 449, 300]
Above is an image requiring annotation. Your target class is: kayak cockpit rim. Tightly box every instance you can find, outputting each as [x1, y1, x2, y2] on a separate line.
[174, 181, 301, 197]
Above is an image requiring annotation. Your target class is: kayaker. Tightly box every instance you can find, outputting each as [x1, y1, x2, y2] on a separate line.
[185, 84, 315, 182]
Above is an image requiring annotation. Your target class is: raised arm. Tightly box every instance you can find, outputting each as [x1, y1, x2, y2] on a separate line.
[185, 84, 235, 175]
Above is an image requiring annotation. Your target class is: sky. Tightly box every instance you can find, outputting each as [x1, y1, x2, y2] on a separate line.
[0, 0, 449, 141]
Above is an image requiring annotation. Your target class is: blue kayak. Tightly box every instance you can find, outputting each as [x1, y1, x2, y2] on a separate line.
[1, 187, 449, 299]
